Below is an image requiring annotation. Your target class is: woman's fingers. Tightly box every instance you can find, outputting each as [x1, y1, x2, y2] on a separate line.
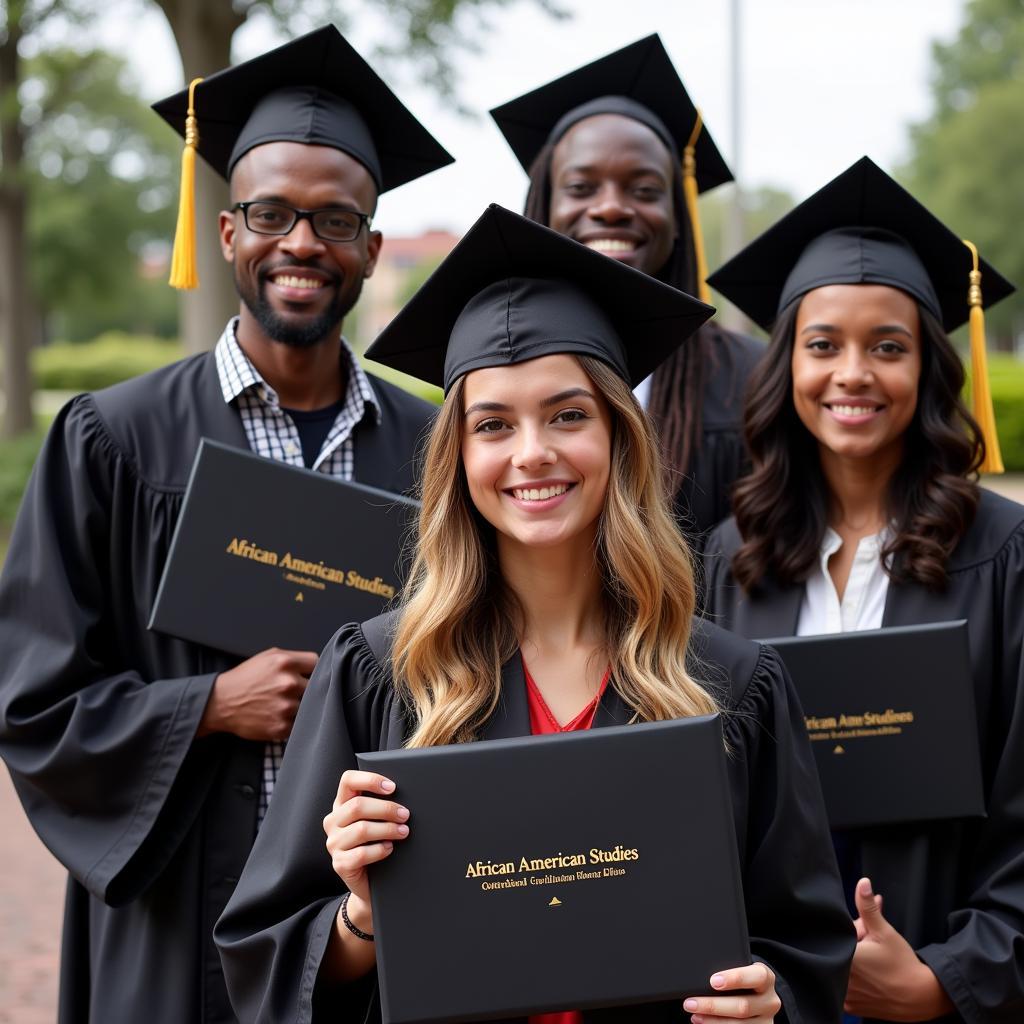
[335, 769, 395, 804]
[324, 771, 409, 891]
[684, 995, 770, 1020]
[710, 963, 774, 992]
[329, 818, 409, 851]
[327, 794, 410, 829]
[682, 962, 780, 1020]
[328, 837, 395, 876]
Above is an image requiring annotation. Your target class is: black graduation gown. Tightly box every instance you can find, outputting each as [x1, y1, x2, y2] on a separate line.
[672, 329, 763, 550]
[215, 612, 855, 1023]
[0, 350, 435, 1024]
[702, 489, 1024, 1024]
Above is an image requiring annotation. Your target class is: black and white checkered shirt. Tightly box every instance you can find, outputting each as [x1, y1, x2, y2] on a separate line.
[214, 319, 381, 826]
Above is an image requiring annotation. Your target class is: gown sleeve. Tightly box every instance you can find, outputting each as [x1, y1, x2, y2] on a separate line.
[215, 621, 392, 1024]
[724, 643, 855, 1023]
[915, 526, 1024, 1022]
[0, 397, 217, 905]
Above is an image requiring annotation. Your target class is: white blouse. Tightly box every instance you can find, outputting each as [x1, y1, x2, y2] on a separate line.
[796, 527, 891, 637]
[633, 373, 653, 410]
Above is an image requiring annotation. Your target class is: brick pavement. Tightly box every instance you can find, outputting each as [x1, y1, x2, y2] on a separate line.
[0, 474, 1022, 1021]
[0, 766, 62, 1023]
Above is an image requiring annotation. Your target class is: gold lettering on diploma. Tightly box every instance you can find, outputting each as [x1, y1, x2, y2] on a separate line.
[804, 709, 916, 743]
[223, 537, 397, 599]
[466, 845, 639, 893]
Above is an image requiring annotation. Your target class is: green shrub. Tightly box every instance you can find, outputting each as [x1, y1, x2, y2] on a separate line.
[33, 332, 184, 392]
[29, 332, 446, 406]
[0, 427, 45, 531]
[988, 355, 1024, 472]
[360, 356, 443, 406]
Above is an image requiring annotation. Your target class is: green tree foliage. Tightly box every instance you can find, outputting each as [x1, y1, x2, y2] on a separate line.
[701, 185, 795, 331]
[24, 48, 179, 340]
[700, 185, 795, 278]
[928, 0, 1024, 118]
[903, 0, 1024, 343]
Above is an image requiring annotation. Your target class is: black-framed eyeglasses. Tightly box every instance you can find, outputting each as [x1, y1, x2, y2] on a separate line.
[232, 201, 373, 243]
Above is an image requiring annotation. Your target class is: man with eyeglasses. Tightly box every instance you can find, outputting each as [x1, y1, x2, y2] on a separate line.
[0, 27, 451, 1024]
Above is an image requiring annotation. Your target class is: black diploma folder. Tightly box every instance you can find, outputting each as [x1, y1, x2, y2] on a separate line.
[149, 439, 417, 657]
[765, 621, 985, 829]
[357, 714, 749, 1024]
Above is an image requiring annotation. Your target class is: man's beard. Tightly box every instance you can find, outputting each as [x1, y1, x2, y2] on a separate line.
[236, 267, 364, 349]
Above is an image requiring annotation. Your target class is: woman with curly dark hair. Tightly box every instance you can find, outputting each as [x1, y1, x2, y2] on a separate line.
[703, 157, 1024, 1024]
[490, 35, 764, 548]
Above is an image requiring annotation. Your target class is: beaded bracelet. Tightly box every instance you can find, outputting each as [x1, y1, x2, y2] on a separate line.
[340, 891, 374, 942]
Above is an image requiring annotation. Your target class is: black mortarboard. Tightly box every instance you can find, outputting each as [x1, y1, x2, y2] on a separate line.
[488, 34, 731, 193]
[706, 156, 1014, 332]
[364, 205, 714, 393]
[153, 25, 453, 289]
[707, 155, 1015, 473]
[153, 25, 452, 191]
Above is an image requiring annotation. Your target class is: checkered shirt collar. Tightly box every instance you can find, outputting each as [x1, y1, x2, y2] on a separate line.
[214, 317, 381, 425]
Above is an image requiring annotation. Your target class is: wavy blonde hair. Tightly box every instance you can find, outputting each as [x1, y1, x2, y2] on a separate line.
[393, 355, 719, 747]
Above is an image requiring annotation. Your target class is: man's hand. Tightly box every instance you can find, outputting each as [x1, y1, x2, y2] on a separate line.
[198, 648, 318, 741]
[845, 877, 954, 1021]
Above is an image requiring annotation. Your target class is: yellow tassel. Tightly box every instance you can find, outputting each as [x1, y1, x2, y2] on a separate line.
[168, 77, 204, 290]
[963, 239, 1003, 474]
[682, 109, 710, 305]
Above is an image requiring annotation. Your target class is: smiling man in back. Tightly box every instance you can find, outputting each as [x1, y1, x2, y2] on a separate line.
[0, 26, 450, 1024]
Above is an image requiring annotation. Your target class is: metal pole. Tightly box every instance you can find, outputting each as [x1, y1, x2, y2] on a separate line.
[722, 0, 748, 330]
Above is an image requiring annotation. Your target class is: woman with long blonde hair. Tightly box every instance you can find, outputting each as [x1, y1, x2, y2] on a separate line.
[215, 207, 853, 1023]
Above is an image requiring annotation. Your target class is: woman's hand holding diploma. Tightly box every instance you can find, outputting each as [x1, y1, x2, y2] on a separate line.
[683, 962, 781, 1022]
[321, 770, 409, 983]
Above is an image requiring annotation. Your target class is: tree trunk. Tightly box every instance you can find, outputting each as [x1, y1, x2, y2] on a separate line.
[0, 7, 41, 438]
[157, 0, 246, 353]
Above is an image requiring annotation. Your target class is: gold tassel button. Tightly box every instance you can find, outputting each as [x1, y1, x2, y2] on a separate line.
[963, 239, 1004, 474]
[168, 77, 204, 291]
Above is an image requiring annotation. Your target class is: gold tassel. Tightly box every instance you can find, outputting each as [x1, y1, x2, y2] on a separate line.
[963, 239, 1003, 474]
[169, 77, 204, 290]
[682, 109, 710, 304]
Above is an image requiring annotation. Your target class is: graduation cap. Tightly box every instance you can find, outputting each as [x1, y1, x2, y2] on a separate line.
[364, 204, 715, 393]
[153, 25, 453, 290]
[489, 34, 732, 303]
[707, 156, 1016, 473]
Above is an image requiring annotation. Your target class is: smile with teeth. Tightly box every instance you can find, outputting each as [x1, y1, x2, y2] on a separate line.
[826, 403, 883, 416]
[583, 239, 637, 254]
[271, 274, 325, 290]
[511, 483, 572, 502]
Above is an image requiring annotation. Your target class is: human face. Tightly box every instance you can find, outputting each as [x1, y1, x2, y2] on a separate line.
[791, 284, 922, 466]
[461, 355, 613, 553]
[220, 141, 382, 348]
[548, 114, 676, 277]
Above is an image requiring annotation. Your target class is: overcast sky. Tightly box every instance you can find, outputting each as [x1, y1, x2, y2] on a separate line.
[90, 0, 966, 239]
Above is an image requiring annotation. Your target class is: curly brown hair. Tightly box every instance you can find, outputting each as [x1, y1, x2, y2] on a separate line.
[730, 299, 983, 592]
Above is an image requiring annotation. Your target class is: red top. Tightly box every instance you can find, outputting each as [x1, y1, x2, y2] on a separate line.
[524, 658, 610, 1024]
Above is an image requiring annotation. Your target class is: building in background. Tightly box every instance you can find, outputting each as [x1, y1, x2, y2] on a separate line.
[354, 229, 461, 351]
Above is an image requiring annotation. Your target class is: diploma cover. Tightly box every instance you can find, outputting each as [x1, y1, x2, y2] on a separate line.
[765, 621, 985, 829]
[357, 714, 749, 1023]
[149, 439, 417, 657]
